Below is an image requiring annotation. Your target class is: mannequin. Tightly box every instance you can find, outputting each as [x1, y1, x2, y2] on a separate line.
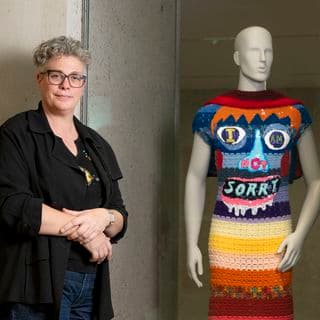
[185, 26, 320, 319]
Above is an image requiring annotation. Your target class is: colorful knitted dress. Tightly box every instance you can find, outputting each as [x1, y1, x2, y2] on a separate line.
[192, 90, 312, 320]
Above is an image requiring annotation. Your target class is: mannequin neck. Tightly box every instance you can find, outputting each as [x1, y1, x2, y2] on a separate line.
[237, 72, 267, 91]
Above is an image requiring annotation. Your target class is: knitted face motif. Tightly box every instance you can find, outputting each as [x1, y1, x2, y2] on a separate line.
[213, 107, 301, 217]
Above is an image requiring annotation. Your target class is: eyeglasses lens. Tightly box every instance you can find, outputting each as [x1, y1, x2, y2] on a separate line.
[47, 71, 85, 88]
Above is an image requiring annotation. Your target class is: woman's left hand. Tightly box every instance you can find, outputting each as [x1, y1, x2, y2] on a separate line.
[60, 208, 111, 243]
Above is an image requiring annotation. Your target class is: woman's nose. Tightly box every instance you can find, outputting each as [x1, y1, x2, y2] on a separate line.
[59, 76, 71, 89]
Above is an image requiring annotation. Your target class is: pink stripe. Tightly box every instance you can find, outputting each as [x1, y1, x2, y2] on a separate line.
[209, 251, 282, 270]
[221, 193, 275, 206]
[221, 175, 279, 183]
[209, 316, 293, 320]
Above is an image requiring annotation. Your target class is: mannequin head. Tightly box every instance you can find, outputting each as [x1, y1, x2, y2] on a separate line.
[233, 26, 273, 91]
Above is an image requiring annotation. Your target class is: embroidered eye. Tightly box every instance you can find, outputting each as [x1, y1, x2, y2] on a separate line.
[264, 130, 290, 150]
[217, 126, 246, 145]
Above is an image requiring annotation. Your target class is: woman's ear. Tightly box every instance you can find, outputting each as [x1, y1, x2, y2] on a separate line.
[36, 72, 43, 84]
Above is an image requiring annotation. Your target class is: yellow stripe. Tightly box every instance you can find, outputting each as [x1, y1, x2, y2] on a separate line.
[209, 234, 284, 254]
[209, 218, 292, 239]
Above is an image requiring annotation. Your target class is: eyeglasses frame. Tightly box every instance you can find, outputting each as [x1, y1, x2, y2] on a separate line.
[39, 69, 87, 88]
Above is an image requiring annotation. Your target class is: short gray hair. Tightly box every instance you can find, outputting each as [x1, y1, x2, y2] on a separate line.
[33, 36, 91, 68]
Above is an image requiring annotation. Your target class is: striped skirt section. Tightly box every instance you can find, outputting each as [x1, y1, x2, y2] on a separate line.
[208, 212, 293, 319]
[209, 316, 293, 320]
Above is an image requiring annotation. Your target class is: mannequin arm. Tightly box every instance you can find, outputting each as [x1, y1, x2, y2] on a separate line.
[185, 133, 211, 287]
[278, 128, 320, 271]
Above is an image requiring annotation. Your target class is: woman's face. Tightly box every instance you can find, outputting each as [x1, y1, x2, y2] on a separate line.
[36, 55, 86, 115]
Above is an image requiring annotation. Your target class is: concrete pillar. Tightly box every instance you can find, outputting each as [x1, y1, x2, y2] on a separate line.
[86, 1, 178, 319]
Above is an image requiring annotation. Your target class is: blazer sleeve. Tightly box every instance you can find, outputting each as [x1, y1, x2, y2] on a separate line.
[0, 126, 43, 237]
[107, 179, 128, 243]
[100, 140, 128, 243]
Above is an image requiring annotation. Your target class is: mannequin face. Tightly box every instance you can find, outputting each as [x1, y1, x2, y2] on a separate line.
[234, 27, 273, 84]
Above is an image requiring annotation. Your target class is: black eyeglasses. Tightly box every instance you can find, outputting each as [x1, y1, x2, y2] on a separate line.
[40, 70, 87, 88]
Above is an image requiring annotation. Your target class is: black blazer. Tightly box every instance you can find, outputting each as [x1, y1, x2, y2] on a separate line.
[0, 103, 128, 320]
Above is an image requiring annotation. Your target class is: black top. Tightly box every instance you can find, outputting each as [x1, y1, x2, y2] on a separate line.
[67, 138, 103, 273]
[0, 103, 128, 320]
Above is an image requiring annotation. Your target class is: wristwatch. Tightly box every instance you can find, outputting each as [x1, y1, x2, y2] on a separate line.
[108, 212, 115, 227]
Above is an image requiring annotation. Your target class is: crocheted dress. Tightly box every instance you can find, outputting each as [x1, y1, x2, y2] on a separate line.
[192, 90, 312, 320]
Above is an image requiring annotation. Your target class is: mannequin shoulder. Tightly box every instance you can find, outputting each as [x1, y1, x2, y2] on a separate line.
[292, 103, 312, 121]
[194, 103, 221, 117]
[192, 103, 221, 128]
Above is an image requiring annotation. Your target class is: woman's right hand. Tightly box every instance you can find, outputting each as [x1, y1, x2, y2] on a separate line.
[60, 208, 111, 244]
[82, 233, 112, 264]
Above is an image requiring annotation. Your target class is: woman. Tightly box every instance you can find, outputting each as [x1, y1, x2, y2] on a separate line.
[0, 36, 128, 320]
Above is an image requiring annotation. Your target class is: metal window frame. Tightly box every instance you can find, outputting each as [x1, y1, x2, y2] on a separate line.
[80, 0, 90, 124]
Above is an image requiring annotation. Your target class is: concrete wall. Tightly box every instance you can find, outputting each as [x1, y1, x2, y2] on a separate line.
[178, 88, 320, 320]
[0, 0, 81, 123]
[87, 1, 178, 319]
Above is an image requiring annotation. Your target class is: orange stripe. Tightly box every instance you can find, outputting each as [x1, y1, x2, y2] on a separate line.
[210, 266, 292, 287]
[210, 106, 301, 137]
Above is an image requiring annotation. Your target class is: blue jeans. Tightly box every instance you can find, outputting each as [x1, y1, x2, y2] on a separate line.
[59, 271, 97, 320]
[0, 303, 52, 320]
[0, 271, 96, 320]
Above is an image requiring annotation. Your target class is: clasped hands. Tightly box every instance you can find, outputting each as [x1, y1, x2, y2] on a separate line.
[60, 208, 113, 264]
